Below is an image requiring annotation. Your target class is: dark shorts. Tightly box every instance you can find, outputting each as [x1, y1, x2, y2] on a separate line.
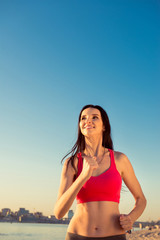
[65, 232, 126, 240]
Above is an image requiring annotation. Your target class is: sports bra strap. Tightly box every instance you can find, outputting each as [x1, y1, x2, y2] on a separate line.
[108, 149, 116, 168]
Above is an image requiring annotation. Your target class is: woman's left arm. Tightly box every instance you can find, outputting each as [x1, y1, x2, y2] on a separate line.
[119, 153, 147, 231]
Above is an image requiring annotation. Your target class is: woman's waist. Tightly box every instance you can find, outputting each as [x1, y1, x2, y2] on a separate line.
[76, 201, 120, 216]
[68, 201, 124, 236]
[68, 215, 125, 237]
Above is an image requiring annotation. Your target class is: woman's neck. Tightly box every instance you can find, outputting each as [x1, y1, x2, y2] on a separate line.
[84, 135, 104, 157]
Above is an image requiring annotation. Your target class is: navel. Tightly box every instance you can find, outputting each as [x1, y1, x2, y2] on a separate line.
[94, 227, 99, 231]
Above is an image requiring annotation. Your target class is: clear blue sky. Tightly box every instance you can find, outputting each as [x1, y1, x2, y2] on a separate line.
[0, 0, 159, 221]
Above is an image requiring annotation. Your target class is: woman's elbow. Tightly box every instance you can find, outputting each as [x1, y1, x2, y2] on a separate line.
[54, 208, 61, 220]
[138, 194, 147, 209]
[55, 213, 62, 220]
[143, 195, 147, 208]
[54, 205, 64, 220]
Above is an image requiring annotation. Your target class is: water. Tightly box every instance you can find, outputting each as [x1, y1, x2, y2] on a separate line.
[0, 222, 68, 240]
[0, 223, 141, 240]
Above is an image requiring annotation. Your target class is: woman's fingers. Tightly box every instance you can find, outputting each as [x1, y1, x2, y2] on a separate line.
[119, 214, 133, 231]
[82, 154, 97, 165]
[83, 155, 98, 168]
[81, 155, 98, 179]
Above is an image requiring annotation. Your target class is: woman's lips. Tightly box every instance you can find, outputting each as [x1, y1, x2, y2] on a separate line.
[84, 126, 94, 129]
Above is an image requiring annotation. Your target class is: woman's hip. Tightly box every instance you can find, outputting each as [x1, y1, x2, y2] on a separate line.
[65, 232, 126, 240]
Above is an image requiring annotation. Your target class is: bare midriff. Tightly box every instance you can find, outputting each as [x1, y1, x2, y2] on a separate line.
[67, 201, 125, 237]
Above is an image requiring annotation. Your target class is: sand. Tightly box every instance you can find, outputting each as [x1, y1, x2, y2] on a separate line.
[126, 228, 160, 240]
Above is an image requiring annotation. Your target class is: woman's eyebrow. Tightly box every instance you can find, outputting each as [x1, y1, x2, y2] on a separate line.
[81, 114, 100, 117]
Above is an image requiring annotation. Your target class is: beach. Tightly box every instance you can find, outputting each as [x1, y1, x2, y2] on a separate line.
[126, 229, 160, 240]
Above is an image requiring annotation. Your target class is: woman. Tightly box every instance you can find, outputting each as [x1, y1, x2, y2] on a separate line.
[54, 105, 147, 240]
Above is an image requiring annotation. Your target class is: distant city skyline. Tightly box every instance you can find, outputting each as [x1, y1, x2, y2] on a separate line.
[0, 207, 74, 224]
[0, 207, 73, 219]
[0, 207, 159, 229]
[0, 1, 160, 222]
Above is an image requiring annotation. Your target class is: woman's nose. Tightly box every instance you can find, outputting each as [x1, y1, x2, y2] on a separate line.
[86, 117, 92, 123]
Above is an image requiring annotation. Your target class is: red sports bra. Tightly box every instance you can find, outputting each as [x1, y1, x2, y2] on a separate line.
[76, 149, 122, 204]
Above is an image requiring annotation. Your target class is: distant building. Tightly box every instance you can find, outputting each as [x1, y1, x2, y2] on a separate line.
[2, 208, 11, 217]
[34, 212, 43, 218]
[17, 208, 29, 216]
[68, 210, 74, 219]
[49, 215, 57, 220]
[21, 213, 37, 223]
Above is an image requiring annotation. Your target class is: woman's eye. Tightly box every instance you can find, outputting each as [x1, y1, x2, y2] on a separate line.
[81, 117, 86, 120]
[81, 116, 98, 120]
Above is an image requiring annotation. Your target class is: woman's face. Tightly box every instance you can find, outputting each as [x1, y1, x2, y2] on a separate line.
[79, 108, 104, 137]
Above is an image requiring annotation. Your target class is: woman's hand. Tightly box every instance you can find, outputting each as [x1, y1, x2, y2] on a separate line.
[81, 154, 98, 180]
[119, 214, 133, 231]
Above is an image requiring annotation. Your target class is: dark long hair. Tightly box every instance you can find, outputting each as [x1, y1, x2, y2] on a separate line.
[61, 104, 114, 170]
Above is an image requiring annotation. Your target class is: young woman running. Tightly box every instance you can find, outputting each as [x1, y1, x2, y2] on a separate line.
[54, 105, 146, 240]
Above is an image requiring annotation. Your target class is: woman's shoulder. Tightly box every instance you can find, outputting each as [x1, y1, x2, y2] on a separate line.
[63, 155, 79, 175]
[112, 150, 132, 175]
[113, 150, 127, 158]
[112, 150, 129, 165]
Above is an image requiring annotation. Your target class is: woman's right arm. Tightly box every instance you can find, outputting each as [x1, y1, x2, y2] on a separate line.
[54, 158, 87, 219]
[54, 156, 98, 219]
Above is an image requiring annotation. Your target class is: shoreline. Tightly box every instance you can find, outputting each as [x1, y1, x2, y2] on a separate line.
[126, 229, 160, 239]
